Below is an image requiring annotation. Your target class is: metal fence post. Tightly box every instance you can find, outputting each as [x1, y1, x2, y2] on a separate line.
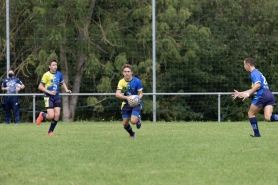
[33, 94, 36, 124]
[218, 93, 221, 122]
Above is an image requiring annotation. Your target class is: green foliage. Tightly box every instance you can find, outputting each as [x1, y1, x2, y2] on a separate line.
[86, 96, 98, 105]
[34, 50, 58, 76]
[96, 77, 112, 92]
[114, 53, 128, 72]
[1, 0, 278, 121]
[84, 53, 101, 78]
[86, 96, 105, 112]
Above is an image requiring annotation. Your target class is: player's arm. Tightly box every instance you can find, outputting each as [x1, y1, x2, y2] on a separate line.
[38, 83, 56, 95]
[61, 82, 71, 94]
[138, 90, 143, 100]
[16, 80, 25, 91]
[115, 81, 129, 100]
[116, 89, 136, 105]
[19, 83, 25, 90]
[116, 89, 128, 100]
[232, 83, 260, 100]
[1, 82, 8, 91]
[244, 83, 260, 96]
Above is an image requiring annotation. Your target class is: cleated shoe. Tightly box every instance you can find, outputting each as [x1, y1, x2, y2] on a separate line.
[128, 132, 135, 138]
[136, 115, 142, 129]
[36, 112, 44, 125]
[250, 134, 261, 138]
[48, 131, 54, 136]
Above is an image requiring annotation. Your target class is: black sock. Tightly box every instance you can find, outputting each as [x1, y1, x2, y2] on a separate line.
[125, 124, 134, 136]
[48, 119, 58, 133]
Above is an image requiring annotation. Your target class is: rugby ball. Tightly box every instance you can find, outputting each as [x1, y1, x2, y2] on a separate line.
[129, 95, 140, 107]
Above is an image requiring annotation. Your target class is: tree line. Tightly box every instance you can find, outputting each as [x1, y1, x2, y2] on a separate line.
[1, 0, 278, 122]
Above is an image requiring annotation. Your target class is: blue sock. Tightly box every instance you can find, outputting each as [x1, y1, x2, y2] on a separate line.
[270, 114, 278, 121]
[48, 119, 58, 133]
[249, 117, 260, 136]
[125, 124, 134, 136]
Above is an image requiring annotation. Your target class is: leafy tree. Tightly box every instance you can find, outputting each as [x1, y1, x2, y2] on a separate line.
[192, 0, 278, 121]
[2, 0, 278, 122]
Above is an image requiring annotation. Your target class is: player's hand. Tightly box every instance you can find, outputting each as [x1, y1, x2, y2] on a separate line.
[15, 84, 21, 92]
[241, 92, 249, 101]
[49, 90, 57, 95]
[232, 89, 249, 101]
[66, 90, 72, 94]
[232, 89, 240, 100]
[127, 96, 133, 105]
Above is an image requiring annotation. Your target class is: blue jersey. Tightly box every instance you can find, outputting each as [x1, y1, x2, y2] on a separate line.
[40, 71, 64, 96]
[117, 77, 143, 105]
[250, 69, 270, 104]
[1, 77, 23, 94]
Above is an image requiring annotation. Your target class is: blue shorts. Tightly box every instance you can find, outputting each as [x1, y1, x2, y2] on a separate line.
[44, 94, 61, 108]
[253, 89, 276, 108]
[121, 103, 141, 118]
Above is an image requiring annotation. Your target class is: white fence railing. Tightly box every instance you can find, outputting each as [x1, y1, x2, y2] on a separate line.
[3, 92, 278, 123]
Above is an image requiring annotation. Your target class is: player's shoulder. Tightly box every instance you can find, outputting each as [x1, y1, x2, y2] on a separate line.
[251, 69, 261, 76]
[41, 71, 53, 81]
[132, 77, 143, 86]
[56, 71, 63, 77]
[117, 78, 128, 89]
[132, 76, 141, 82]
[2, 78, 9, 85]
[14, 77, 21, 81]
[253, 69, 262, 74]
[42, 71, 51, 76]
[118, 78, 126, 83]
[14, 78, 23, 83]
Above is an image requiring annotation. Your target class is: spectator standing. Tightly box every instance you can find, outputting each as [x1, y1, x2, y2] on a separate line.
[1, 69, 25, 124]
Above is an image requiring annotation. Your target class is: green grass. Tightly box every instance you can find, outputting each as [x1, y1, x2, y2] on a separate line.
[1, 121, 278, 185]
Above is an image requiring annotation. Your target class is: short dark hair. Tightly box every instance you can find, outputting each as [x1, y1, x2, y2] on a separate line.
[244, 58, 255, 66]
[122, 64, 132, 71]
[49, 58, 58, 65]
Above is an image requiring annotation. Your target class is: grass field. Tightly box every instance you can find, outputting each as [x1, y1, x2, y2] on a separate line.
[1, 121, 278, 185]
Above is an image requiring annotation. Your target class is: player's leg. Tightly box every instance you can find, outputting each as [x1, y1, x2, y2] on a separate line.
[47, 96, 61, 135]
[48, 107, 60, 135]
[36, 96, 54, 125]
[263, 92, 278, 122]
[122, 104, 135, 137]
[139, 101, 143, 128]
[264, 105, 275, 121]
[4, 98, 11, 124]
[123, 117, 135, 138]
[130, 105, 141, 129]
[45, 108, 55, 120]
[12, 97, 20, 124]
[248, 104, 262, 137]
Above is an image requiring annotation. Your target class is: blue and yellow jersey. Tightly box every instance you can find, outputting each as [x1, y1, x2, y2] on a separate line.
[117, 76, 143, 105]
[250, 69, 269, 101]
[40, 71, 64, 96]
